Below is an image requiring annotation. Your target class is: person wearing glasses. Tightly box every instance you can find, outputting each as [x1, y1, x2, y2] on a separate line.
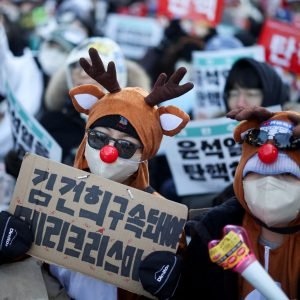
[0, 45, 194, 299]
[209, 57, 290, 207]
[174, 106, 300, 300]
[38, 36, 151, 168]
[84, 116, 143, 184]
[158, 57, 290, 206]
[46, 47, 193, 300]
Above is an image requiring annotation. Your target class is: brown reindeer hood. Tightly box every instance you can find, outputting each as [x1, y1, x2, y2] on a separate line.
[227, 106, 300, 299]
[228, 107, 300, 229]
[69, 48, 193, 190]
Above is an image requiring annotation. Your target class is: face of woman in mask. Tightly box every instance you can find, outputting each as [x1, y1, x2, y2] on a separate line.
[84, 126, 144, 183]
[38, 41, 69, 76]
[243, 173, 300, 227]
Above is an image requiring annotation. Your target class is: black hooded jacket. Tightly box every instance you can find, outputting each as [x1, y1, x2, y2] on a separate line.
[223, 58, 289, 112]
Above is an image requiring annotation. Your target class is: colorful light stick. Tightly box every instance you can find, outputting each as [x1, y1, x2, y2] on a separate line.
[208, 225, 288, 300]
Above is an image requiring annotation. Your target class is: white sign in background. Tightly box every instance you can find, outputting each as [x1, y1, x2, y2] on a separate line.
[104, 14, 164, 60]
[164, 117, 240, 196]
[5, 81, 62, 162]
[192, 45, 265, 119]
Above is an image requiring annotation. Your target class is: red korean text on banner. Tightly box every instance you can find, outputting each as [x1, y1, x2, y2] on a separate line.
[258, 19, 300, 74]
[157, 0, 224, 27]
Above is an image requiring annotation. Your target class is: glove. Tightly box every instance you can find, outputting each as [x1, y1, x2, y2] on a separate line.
[0, 211, 33, 264]
[139, 251, 182, 300]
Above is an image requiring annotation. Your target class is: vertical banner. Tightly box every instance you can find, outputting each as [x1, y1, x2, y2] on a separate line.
[157, 0, 224, 27]
[258, 19, 300, 74]
[10, 154, 188, 297]
[192, 46, 265, 119]
[164, 117, 241, 196]
[5, 81, 62, 162]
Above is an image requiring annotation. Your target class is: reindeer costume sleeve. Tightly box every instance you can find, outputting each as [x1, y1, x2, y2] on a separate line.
[228, 106, 300, 299]
[69, 48, 193, 191]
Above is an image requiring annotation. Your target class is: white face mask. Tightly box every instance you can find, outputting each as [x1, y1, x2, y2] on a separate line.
[243, 175, 300, 227]
[84, 143, 142, 183]
[38, 44, 68, 76]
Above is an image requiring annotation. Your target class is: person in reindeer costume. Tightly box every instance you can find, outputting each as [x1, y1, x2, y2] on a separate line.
[47, 47, 194, 300]
[174, 106, 300, 300]
[0, 47, 193, 299]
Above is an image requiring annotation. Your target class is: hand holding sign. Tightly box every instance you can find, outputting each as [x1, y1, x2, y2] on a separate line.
[9, 153, 187, 297]
[208, 225, 289, 300]
[0, 211, 33, 264]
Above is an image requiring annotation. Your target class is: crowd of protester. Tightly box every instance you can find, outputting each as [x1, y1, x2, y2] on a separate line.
[0, 0, 299, 299]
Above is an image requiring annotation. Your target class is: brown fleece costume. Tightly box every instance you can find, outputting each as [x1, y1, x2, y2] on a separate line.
[228, 107, 300, 299]
[69, 48, 193, 299]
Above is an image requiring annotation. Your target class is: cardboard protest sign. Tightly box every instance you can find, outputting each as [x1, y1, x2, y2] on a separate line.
[104, 13, 164, 60]
[192, 45, 265, 119]
[164, 117, 240, 196]
[9, 153, 188, 297]
[5, 81, 62, 162]
[258, 19, 300, 74]
[157, 0, 224, 27]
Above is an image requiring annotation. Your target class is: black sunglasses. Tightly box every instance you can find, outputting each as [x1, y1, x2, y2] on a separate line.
[87, 129, 142, 159]
[244, 128, 300, 150]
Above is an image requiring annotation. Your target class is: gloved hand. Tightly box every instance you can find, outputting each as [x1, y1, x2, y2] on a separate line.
[139, 251, 183, 300]
[0, 211, 33, 264]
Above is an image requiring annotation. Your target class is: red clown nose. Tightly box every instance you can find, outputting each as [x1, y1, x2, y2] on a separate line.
[100, 145, 118, 163]
[258, 144, 278, 164]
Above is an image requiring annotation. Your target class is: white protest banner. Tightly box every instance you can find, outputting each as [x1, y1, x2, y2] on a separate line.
[5, 81, 62, 162]
[104, 13, 164, 60]
[9, 153, 187, 297]
[192, 45, 265, 119]
[164, 117, 241, 196]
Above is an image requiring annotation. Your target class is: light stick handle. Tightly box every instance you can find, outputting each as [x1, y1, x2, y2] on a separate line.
[241, 260, 289, 300]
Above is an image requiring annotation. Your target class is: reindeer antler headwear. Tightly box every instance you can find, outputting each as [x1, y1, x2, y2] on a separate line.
[69, 47, 194, 190]
[228, 106, 300, 228]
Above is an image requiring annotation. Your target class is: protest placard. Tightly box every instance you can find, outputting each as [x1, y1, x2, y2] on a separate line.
[157, 0, 224, 27]
[258, 19, 300, 74]
[5, 81, 62, 162]
[104, 13, 164, 60]
[164, 117, 240, 196]
[9, 153, 188, 297]
[192, 45, 265, 119]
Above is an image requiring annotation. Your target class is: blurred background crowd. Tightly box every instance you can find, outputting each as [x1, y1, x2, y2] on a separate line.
[1, 0, 300, 211]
